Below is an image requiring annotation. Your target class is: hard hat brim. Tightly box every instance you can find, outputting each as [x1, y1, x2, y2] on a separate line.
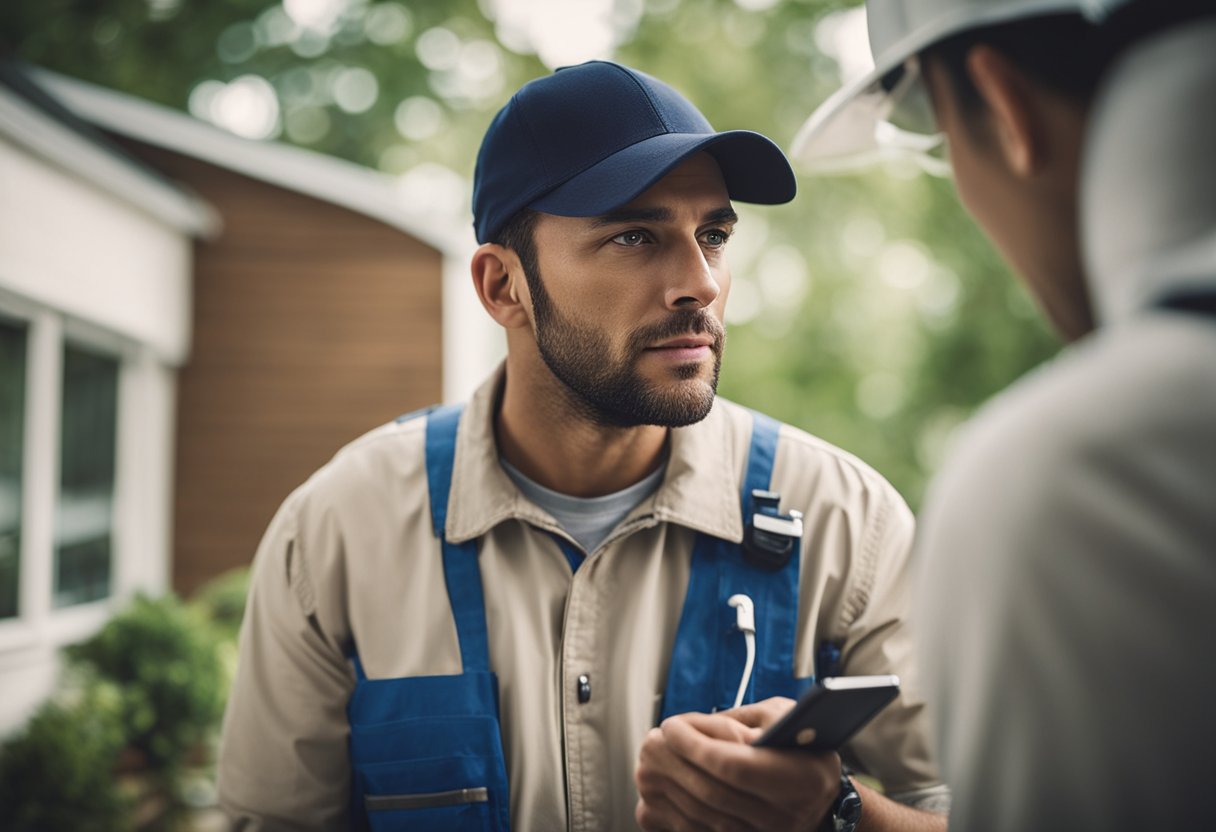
[791, 0, 1087, 172]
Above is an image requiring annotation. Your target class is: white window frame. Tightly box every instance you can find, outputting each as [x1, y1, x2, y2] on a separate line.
[0, 288, 141, 656]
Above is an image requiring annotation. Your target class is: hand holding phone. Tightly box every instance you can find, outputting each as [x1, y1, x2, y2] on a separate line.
[752, 675, 900, 752]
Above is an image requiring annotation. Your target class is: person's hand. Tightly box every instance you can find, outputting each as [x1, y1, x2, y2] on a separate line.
[635, 697, 841, 831]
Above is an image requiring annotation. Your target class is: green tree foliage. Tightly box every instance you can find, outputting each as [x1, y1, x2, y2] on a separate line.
[1, 0, 1059, 505]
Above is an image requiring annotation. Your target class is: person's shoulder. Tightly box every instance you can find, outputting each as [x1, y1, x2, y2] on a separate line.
[714, 397, 911, 523]
[290, 407, 434, 514]
[1070, 313, 1216, 435]
[922, 348, 1092, 533]
[782, 419, 899, 494]
[944, 316, 1216, 489]
[923, 317, 1216, 557]
[715, 397, 890, 480]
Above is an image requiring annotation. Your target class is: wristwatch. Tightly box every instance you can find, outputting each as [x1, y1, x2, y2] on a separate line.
[827, 771, 862, 832]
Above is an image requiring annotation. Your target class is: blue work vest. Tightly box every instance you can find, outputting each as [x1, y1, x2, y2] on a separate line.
[347, 404, 814, 830]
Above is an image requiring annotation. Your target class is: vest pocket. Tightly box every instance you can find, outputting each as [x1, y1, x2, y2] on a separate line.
[348, 673, 510, 832]
[356, 750, 495, 831]
[366, 786, 488, 810]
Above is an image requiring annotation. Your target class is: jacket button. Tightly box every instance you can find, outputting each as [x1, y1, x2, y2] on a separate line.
[577, 674, 591, 703]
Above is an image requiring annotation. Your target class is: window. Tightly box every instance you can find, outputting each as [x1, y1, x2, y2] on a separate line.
[53, 343, 119, 609]
[0, 318, 26, 620]
[0, 292, 174, 666]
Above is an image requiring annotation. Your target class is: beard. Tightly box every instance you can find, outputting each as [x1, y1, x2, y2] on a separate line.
[526, 265, 726, 429]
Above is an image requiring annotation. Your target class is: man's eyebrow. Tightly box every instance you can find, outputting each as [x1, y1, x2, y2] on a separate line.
[588, 207, 673, 228]
[705, 207, 739, 225]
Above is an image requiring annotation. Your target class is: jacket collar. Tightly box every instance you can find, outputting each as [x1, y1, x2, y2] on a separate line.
[444, 364, 745, 546]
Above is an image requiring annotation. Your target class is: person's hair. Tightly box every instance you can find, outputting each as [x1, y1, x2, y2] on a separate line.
[922, 13, 1111, 115]
[923, 3, 1216, 118]
[490, 207, 552, 320]
[491, 208, 540, 281]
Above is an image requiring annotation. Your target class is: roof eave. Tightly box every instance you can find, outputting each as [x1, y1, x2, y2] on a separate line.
[33, 68, 468, 257]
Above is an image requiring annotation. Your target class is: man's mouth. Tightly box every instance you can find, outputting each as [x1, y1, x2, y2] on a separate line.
[648, 336, 714, 350]
[644, 335, 716, 362]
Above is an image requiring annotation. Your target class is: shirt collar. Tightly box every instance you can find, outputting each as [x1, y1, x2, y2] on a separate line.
[445, 364, 745, 545]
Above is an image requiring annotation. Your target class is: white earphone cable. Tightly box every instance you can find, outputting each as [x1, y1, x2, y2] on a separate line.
[727, 594, 756, 710]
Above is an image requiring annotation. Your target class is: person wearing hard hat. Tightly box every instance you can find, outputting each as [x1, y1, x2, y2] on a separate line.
[793, 0, 1216, 829]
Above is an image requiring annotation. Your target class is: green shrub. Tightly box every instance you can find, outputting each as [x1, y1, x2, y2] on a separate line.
[190, 567, 250, 643]
[191, 567, 251, 702]
[65, 594, 224, 770]
[0, 681, 131, 831]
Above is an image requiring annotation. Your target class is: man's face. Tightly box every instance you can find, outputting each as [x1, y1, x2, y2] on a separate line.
[523, 153, 733, 428]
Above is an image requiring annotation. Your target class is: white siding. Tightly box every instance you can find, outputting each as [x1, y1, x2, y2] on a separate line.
[0, 138, 193, 365]
[0, 133, 192, 734]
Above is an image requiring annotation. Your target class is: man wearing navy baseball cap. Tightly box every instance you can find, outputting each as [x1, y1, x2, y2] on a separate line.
[218, 60, 948, 831]
[795, 1, 1216, 830]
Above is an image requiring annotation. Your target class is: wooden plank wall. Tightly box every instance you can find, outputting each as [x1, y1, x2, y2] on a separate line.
[118, 142, 444, 596]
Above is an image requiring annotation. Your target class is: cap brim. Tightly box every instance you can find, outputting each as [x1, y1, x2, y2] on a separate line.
[530, 129, 796, 217]
[791, 0, 1086, 171]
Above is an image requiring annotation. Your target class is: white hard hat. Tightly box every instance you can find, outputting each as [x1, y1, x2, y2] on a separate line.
[791, 0, 1124, 173]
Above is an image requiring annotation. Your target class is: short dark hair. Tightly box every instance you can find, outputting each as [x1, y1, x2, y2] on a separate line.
[490, 208, 552, 320]
[491, 208, 540, 279]
[923, 14, 1110, 115]
[924, 4, 1216, 117]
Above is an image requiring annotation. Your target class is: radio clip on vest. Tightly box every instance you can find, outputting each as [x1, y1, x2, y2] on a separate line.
[743, 489, 803, 571]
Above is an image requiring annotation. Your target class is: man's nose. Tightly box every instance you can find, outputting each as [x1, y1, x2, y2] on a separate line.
[663, 238, 722, 310]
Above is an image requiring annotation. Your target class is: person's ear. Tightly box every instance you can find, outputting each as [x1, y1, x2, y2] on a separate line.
[471, 244, 530, 329]
[965, 45, 1041, 178]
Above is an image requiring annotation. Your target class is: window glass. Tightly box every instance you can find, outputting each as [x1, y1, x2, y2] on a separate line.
[54, 342, 119, 608]
[0, 318, 26, 619]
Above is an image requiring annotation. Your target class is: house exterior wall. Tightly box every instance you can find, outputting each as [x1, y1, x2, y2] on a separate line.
[119, 144, 445, 598]
[0, 124, 192, 364]
[0, 135, 187, 734]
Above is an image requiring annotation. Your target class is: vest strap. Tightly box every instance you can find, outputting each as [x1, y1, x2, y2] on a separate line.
[661, 411, 809, 718]
[736, 413, 802, 699]
[425, 404, 491, 674]
[551, 533, 585, 574]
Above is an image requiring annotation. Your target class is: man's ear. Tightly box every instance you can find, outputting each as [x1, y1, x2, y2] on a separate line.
[471, 244, 531, 329]
[965, 45, 1042, 178]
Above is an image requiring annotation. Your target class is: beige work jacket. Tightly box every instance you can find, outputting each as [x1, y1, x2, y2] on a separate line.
[217, 367, 945, 830]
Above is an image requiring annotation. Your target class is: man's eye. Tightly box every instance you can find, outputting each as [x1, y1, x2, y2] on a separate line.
[612, 231, 648, 247]
[702, 229, 731, 248]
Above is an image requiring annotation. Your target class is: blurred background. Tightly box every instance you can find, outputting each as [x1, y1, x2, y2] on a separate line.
[0, 0, 1058, 827]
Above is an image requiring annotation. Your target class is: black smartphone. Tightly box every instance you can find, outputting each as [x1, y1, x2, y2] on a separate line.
[752, 675, 900, 752]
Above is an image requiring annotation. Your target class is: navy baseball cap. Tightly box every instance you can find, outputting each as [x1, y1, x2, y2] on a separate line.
[472, 60, 797, 244]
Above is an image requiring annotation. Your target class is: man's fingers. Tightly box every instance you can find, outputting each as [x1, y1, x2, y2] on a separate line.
[660, 715, 840, 830]
[644, 776, 758, 832]
[666, 710, 761, 743]
[641, 712, 843, 832]
[720, 696, 796, 729]
[641, 718, 772, 829]
[661, 711, 839, 799]
[636, 793, 688, 832]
